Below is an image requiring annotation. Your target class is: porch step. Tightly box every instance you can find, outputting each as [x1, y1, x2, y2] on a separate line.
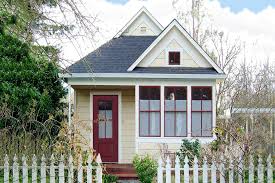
[104, 164, 138, 180]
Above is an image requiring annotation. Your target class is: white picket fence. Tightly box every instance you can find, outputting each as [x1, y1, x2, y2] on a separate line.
[157, 155, 274, 183]
[1, 154, 103, 183]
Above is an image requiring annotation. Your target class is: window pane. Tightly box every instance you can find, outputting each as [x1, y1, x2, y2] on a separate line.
[165, 100, 175, 111]
[99, 101, 112, 110]
[176, 112, 187, 136]
[140, 100, 149, 111]
[192, 100, 201, 111]
[105, 110, 112, 120]
[140, 87, 160, 100]
[202, 100, 212, 111]
[165, 87, 175, 100]
[150, 100, 160, 111]
[176, 100, 187, 111]
[192, 112, 201, 136]
[192, 87, 212, 100]
[165, 112, 174, 136]
[99, 121, 105, 138]
[150, 87, 160, 100]
[98, 110, 105, 121]
[202, 112, 212, 136]
[169, 52, 180, 65]
[175, 87, 186, 100]
[140, 112, 149, 136]
[150, 112, 160, 136]
[106, 121, 112, 138]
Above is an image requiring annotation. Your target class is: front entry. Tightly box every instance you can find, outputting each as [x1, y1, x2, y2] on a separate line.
[93, 95, 118, 162]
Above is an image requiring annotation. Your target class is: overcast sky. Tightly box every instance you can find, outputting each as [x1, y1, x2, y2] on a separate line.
[60, 0, 275, 66]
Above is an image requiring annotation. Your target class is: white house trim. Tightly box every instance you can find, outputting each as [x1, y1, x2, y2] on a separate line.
[90, 91, 122, 163]
[127, 19, 224, 74]
[60, 73, 226, 79]
[114, 6, 163, 38]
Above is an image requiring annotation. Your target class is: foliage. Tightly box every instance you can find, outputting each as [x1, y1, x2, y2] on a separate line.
[133, 154, 157, 183]
[103, 174, 118, 183]
[0, 32, 66, 126]
[176, 139, 201, 164]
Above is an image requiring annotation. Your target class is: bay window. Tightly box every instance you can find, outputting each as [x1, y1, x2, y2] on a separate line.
[191, 87, 213, 137]
[139, 86, 161, 137]
[164, 87, 187, 137]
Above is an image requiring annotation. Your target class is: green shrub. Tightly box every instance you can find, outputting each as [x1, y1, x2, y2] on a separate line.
[176, 139, 201, 164]
[103, 174, 118, 183]
[133, 154, 157, 183]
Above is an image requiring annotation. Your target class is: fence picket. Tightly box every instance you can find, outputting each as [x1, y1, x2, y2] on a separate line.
[59, 155, 65, 183]
[249, 155, 254, 183]
[219, 156, 225, 183]
[165, 156, 171, 183]
[202, 157, 208, 183]
[22, 155, 28, 183]
[4, 155, 9, 183]
[87, 154, 92, 183]
[238, 156, 243, 183]
[68, 155, 74, 183]
[175, 156, 180, 183]
[12, 155, 19, 183]
[40, 155, 46, 183]
[229, 158, 234, 183]
[78, 154, 83, 183]
[211, 160, 217, 183]
[184, 156, 189, 183]
[258, 156, 264, 183]
[267, 154, 272, 183]
[50, 154, 55, 183]
[193, 156, 198, 183]
[32, 155, 37, 183]
[96, 154, 102, 183]
[157, 157, 163, 183]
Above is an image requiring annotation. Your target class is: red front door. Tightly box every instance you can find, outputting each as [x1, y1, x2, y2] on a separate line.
[93, 95, 118, 162]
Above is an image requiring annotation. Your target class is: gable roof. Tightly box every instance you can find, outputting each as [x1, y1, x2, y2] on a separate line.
[114, 7, 163, 38]
[127, 19, 225, 74]
[67, 36, 157, 73]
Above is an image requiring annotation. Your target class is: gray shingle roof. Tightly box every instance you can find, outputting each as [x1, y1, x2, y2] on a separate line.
[67, 36, 219, 75]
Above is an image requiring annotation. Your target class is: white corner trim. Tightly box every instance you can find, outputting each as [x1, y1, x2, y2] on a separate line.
[114, 7, 163, 38]
[135, 85, 139, 154]
[127, 19, 224, 74]
[90, 91, 122, 163]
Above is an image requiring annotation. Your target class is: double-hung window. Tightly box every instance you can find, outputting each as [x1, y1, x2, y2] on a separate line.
[191, 87, 213, 137]
[164, 87, 187, 137]
[139, 86, 161, 137]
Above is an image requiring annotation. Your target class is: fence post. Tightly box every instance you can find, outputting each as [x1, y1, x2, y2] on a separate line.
[249, 155, 254, 183]
[87, 154, 92, 183]
[229, 158, 234, 183]
[22, 155, 28, 183]
[78, 154, 83, 183]
[157, 157, 163, 183]
[68, 155, 74, 183]
[238, 156, 243, 183]
[96, 154, 102, 183]
[202, 157, 208, 183]
[193, 156, 198, 183]
[267, 154, 272, 183]
[257, 156, 263, 183]
[32, 155, 37, 183]
[59, 155, 65, 183]
[50, 154, 55, 183]
[175, 156, 180, 183]
[12, 155, 19, 183]
[211, 160, 217, 183]
[219, 156, 225, 183]
[165, 156, 171, 183]
[4, 155, 9, 183]
[184, 156, 189, 183]
[40, 155, 46, 183]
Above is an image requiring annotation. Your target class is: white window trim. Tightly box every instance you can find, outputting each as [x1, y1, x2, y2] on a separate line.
[90, 91, 122, 163]
[165, 48, 184, 66]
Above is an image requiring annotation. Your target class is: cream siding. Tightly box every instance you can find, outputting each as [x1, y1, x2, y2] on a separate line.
[74, 88, 135, 163]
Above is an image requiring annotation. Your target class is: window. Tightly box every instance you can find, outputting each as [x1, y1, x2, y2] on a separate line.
[164, 87, 187, 137]
[191, 87, 212, 137]
[139, 86, 161, 137]
[169, 52, 180, 65]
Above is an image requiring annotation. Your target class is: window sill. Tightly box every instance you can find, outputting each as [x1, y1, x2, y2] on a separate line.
[136, 136, 216, 144]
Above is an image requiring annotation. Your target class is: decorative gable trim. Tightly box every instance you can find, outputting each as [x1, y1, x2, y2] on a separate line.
[114, 7, 164, 38]
[127, 19, 224, 74]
